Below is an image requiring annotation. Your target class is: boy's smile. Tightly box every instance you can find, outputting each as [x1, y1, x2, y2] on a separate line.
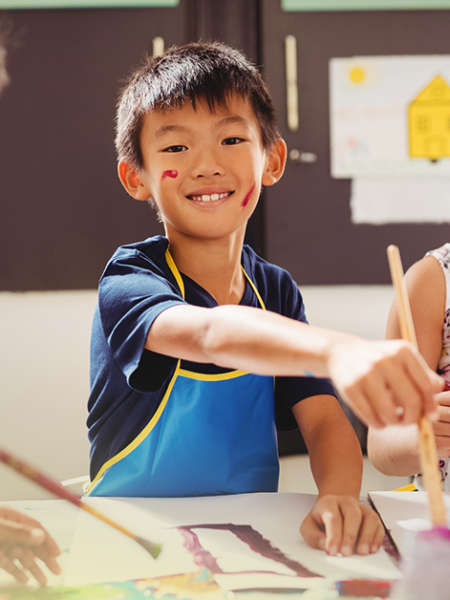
[119, 94, 286, 245]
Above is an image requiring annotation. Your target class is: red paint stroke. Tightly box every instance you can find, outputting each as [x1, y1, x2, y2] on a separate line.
[162, 170, 178, 180]
[336, 579, 391, 598]
[241, 182, 256, 207]
[176, 523, 321, 578]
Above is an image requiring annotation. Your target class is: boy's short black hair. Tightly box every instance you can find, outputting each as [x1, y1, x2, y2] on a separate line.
[115, 41, 280, 170]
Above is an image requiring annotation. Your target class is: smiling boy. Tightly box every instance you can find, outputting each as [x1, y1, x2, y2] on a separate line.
[87, 42, 441, 557]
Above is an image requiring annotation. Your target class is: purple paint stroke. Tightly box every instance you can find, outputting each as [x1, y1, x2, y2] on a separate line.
[176, 523, 321, 578]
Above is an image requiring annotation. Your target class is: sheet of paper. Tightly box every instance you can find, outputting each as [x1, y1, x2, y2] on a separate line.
[66, 493, 401, 590]
[369, 491, 450, 554]
[63, 497, 198, 586]
[350, 177, 450, 224]
[0, 494, 402, 591]
[330, 55, 450, 178]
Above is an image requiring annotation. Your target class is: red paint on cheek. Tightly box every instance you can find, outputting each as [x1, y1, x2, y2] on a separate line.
[162, 170, 178, 180]
[242, 182, 256, 207]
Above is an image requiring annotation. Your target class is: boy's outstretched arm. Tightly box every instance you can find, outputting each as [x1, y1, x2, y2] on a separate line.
[147, 304, 442, 429]
[293, 396, 384, 556]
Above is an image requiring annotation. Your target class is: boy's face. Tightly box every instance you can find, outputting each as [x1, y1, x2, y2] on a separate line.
[119, 94, 286, 242]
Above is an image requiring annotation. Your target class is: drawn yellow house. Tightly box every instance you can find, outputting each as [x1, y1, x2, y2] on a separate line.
[409, 75, 450, 161]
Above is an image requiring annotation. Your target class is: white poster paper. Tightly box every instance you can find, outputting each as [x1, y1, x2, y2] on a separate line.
[330, 55, 450, 178]
[0, 494, 402, 591]
[350, 177, 450, 223]
[67, 494, 401, 589]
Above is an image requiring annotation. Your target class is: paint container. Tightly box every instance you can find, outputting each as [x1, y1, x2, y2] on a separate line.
[391, 526, 450, 600]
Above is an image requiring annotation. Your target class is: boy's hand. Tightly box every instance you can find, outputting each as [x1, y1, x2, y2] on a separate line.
[300, 495, 384, 557]
[0, 507, 61, 586]
[432, 390, 450, 457]
[327, 338, 443, 428]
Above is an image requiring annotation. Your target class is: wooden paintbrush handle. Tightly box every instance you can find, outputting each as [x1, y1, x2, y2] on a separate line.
[418, 416, 447, 525]
[387, 245, 447, 526]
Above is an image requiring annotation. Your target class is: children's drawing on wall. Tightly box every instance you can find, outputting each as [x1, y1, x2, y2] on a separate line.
[409, 75, 450, 162]
[329, 55, 450, 224]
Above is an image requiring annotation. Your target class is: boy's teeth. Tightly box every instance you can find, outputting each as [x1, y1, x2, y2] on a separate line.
[191, 192, 229, 202]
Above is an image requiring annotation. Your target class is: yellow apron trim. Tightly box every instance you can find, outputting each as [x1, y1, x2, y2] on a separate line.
[178, 368, 249, 381]
[86, 359, 181, 494]
[393, 483, 417, 492]
[241, 266, 266, 310]
[166, 248, 185, 299]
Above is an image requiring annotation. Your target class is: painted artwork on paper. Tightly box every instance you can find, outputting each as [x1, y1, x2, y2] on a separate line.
[330, 55, 450, 177]
[176, 522, 321, 578]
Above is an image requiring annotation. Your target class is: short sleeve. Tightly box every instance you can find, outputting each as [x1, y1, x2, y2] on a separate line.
[98, 241, 186, 391]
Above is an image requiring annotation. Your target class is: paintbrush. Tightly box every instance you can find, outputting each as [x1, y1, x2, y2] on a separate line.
[0, 447, 162, 559]
[386, 244, 446, 526]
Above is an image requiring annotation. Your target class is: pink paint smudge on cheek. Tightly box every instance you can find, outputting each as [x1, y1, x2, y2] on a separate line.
[162, 170, 178, 180]
[242, 182, 256, 207]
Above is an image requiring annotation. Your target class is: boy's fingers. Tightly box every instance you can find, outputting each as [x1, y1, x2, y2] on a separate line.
[33, 545, 61, 575]
[299, 515, 326, 550]
[339, 502, 363, 556]
[8, 546, 47, 586]
[436, 391, 450, 407]
[354, 508, 384, 555]
[318, 502, 344, 556]
[0, 550, 28, 583]
[33, 536, 61, 560]
[354, 374, 402, 427]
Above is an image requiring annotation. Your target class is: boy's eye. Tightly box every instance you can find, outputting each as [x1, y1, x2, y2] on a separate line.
[163, 145, 188, 153]
[222, 137, 244, 146]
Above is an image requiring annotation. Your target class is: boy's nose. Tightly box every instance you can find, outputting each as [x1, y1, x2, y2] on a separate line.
[192, 149, 223, 178]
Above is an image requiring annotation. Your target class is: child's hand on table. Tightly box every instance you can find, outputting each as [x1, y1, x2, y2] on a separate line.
[300, 495, 384, 556]
[327, 337, 443, 429]
[0, 506, 61, 586]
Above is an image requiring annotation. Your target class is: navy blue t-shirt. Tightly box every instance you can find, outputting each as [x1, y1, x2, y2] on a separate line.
[87, 236, 335, 480]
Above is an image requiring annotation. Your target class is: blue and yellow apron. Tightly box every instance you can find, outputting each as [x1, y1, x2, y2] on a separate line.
[86, 250, 279, 497]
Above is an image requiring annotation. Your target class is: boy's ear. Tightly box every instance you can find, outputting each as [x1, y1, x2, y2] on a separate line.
[261, 138, 287, 187]
[118, 160, 151, 201]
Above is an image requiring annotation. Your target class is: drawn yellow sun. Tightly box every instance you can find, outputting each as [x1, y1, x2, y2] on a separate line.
[349, 66, 366, 84]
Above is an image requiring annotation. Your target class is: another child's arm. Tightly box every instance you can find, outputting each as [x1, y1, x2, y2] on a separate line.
[368, 255, 450, 475]
[0, 507, 61, 585]
[147, 303, 442, 429]
[294, 395, 384, 556]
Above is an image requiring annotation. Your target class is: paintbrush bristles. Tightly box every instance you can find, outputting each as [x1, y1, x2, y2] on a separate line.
[386, 245, 447, 527]
[136, 537, 163, 560]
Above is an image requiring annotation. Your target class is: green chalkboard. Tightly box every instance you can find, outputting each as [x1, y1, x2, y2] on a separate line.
[282, 0, 450, 10]
[0, 0, 178, 8]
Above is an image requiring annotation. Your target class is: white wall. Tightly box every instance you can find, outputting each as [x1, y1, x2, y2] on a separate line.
[0, 285, 396, 500]
[0, 290, 97, 500]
